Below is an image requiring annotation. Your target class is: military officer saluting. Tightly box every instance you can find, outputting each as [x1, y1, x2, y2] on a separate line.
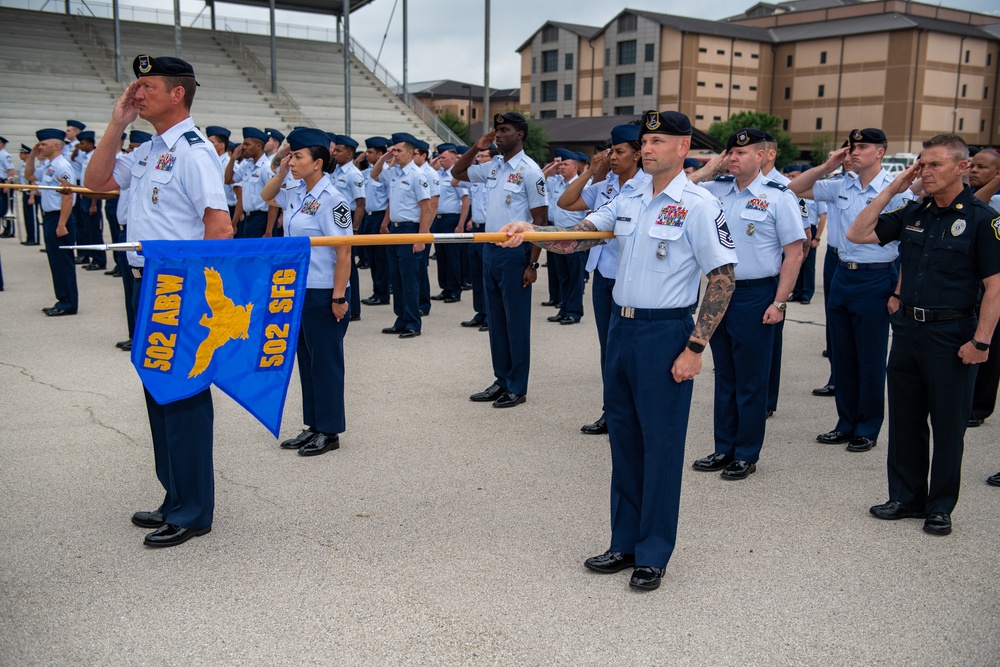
[359, 136, 391, 306]
[848, 134, 1000, 536]
[498, 110, 737, 591]
[330, 134, 365, 320]
[84, 54, 232, 548]
[692, 128, 804, 480]
[225, 127, 273, 238]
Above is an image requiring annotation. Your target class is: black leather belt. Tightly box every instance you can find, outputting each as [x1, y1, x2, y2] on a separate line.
[901, 305, 974, 322]
[735, 277, 776, 288]
[617, 305, 692, 320]
[829, 245, 839, 254]
[839, 260, 894, 271]
[390, 221, 418, 228]
[471, 223, 485, 231]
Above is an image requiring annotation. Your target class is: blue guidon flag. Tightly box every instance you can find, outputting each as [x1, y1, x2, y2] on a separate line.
[131, 238, 311, 436]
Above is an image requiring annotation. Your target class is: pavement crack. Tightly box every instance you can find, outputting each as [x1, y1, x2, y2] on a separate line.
[82, 405, 142, 449]
[0, 360, 113, 401]
[216, 467, 283, 509]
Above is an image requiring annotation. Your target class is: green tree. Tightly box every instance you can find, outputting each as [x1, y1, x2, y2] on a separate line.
[522, 114, 549, 165]
[438, 109, 470, 144]
[809, 132, 834, 167]
[707, 111, 799, 168]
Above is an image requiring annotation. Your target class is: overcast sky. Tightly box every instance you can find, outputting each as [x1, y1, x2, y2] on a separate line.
[183, 0, 1000, 88]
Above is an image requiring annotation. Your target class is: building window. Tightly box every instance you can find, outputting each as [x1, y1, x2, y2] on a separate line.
[985, 86, 990, 99]
[565, 53, 574, 70]
[734, 51, 742, 57]
[958, 117, 964, 131]
[713, 115, 722, 121]
[961, 83, 967, 97]
[472, 108, 476, 119]
[542, 25, 558, 43]
[732, 84, 741, 90]
[988, 53, 992, 66]
[541, 80, 557, 103]
[542, 50, 558, 73]
[697, 81, 706, 87]
[964, 50, 970, 64]
[715, 82, 724, 88]
[531, 87, 536, 103]
[615, 105, 635, 115]
[603, 80, 609, 97]
[815, 117, 823, 130]
[604, 48, 611, 66]
[618, 13, 637, 32]
[751, 53, 759, 59]
[818, 84, 825, 97]
[618, 40, 637, 65]
[540, 110, 556, 119]
[749, 85, 757, 91]
[820, 51, 827, 64]
[787, 54, 793, 67]
[616, 73, 636, 97]
[643, 77, 653, 95]
[699, 47, 707, 53]
[717, 49, 725, 55]
[784, 87, 790, 100]
[531, 57, 536, 74]
[982, 119, 986, 132]
[696, 114, 704, 120]
[782, 119, 788, 130]
[564, 84, 573, 101]
[645, 43, 655, 62]
[459, 108, 464, 117]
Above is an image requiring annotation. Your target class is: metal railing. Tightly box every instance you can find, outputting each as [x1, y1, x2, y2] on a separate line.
[70, 9, 117, 80]
[347, 36, 464, 145]
[217, 28, 314, 128]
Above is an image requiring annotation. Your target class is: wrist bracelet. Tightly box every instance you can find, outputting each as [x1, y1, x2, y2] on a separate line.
[890, 293, 900, 300]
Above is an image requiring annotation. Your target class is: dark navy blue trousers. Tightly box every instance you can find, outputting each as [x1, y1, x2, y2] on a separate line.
[592, 268, 615, 415]
[710, 279, 777, 463]
[483, 244, 532, 395]
[822, 248, 839, 385]
[468, 222, 487, 323]
[362, 210, 388, 302]
[605, 307, 693, 569]
[553, 250, 586, 320]
[887, 315, 977, 514]
[133, 276, 215, 530]
[76, 196, 106, 267]
[432, 213, 462, 298]
[22, 192, 39, 244]
[297, 287, 351, 434]
[387, 221, 423, 331]
[827, 265, 896, 439]
[42, 210, 78, 313]
[242, 210, 268, 238]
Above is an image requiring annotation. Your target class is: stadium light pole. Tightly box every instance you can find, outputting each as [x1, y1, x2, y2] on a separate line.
[269, 0, 277, 94]
[173, 0, 181, 58]
[402, 0, 408, 104]
[343, 0, 351, 134]
[113, 0, 121, 83]
[483, 0, 490, 134]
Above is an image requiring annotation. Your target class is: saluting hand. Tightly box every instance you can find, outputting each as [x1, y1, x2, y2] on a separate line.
[112, 81, 141, 126]
[277, 154, 292, 177]
[887, 161, 921, 196]
[474, 131, 497, 150]
[589, 149, 611, 170]
[822, 146, 851, 174]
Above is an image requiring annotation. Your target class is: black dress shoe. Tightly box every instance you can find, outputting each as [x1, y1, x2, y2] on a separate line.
[765, 409, 775, 418]
[381, 326, 405, 334]
[120, 340, 132, 351]
[869, 500, 926, 520]
[280, 429, 317, 450]
[363, 296, 389, 305]
[42, 305, 59, 314]
[104, 268, 121, 276]
[584, 550, 635, 574]
[461, 318, 484, 328]
[398, 329, 421, 338]
[923, 512, 952, 536]
[443, 296, 460, 303]
[430, 292, 447, 301]
[720, 460, 756, 480]
[470, 383, 505, 402]
[812, 384, 835, 397]
[816, 430, 852, 444]
[74, 256, 88, 265]
[541, 299, 559, 307]
[298, 433, 340, 456]
[581, 417, 608, 435]
[986, 472, 1000, 487]
[84, 263, 106, 271]
[692, 452, 734, 472]
[629, 566, 663, 591]
[547, 314, 564, 322]
[493, 391, 526, 408]
[460, 282, 473, 291]
[800, 299, 811, 305]
[115, 339, 131, 349]
[143, 523, 211, 548]
[419, 310, 429, 317]
[846, 436, 876, 452]
[45, 308, 75, 316]
[558, 316, 580, 325]
[478, 323, 489, 332]
[968, 416, 985, 427]
[131, 510, 165, 529]
[349, 314, 361, 322]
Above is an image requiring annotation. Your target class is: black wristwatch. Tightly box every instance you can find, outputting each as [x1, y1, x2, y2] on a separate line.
[973, 339, 990, 351]
[331, 297, 347, 304]
[529, 262, 539, 270]
[686, 340, 705, 354]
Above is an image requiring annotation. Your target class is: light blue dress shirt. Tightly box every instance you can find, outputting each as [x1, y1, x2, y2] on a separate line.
[275, 176, 352, 289]
[466, 151, 547, 232]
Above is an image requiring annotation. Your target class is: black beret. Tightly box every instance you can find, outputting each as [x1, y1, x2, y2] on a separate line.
[762, 132, 776, 143]
[726, 127, 768, 151]
[849, 128, 887, 145]
[640, 110, 692, 137]
[493, 112, 528, 130]
[133, 54, 196, 79]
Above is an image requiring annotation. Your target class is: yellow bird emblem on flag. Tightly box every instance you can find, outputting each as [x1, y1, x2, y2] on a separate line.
[188, 267, 254, 378]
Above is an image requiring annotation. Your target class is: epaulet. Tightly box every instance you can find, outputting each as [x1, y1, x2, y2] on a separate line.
[715, 175, 735, 182]
[183, 131, 204, 146]
[765, 180, 789, 192]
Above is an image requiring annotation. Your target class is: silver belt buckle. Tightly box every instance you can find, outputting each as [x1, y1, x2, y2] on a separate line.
[131, 267, 143, 279]
[913, 307, 926, 322]
[846, 261, 858, 270]
[621, 307, 635, 319]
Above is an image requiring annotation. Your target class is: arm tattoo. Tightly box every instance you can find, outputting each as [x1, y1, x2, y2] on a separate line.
[531, 220, 605, 254]
[691, 264, 735, 342]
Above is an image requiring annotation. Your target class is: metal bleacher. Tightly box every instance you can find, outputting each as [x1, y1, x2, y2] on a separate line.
[0, 6, 444, 148]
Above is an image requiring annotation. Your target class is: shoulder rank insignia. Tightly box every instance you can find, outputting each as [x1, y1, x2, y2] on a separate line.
[656, 205, 688, 227]
[765, 180, 788, 192]
[183, 131, 204, 146]
[333, 202, 352, 228]
[746, 198, 769, 212]
[799, 199, 809, 218]
[716, 211, 735, 249]
[155, 153, 176, 172]
[536, 178, 545, 196]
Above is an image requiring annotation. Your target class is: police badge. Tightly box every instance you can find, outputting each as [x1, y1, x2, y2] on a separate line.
[951, 219, 966, 237]
[138, 55, 152, 74]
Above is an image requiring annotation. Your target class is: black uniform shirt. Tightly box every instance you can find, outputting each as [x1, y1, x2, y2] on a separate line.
[875, 187, 1000, 310]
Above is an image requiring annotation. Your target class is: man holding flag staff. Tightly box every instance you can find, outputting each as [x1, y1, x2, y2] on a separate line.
[262, 128, 353, 457]
[84, 54, 232, 548]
